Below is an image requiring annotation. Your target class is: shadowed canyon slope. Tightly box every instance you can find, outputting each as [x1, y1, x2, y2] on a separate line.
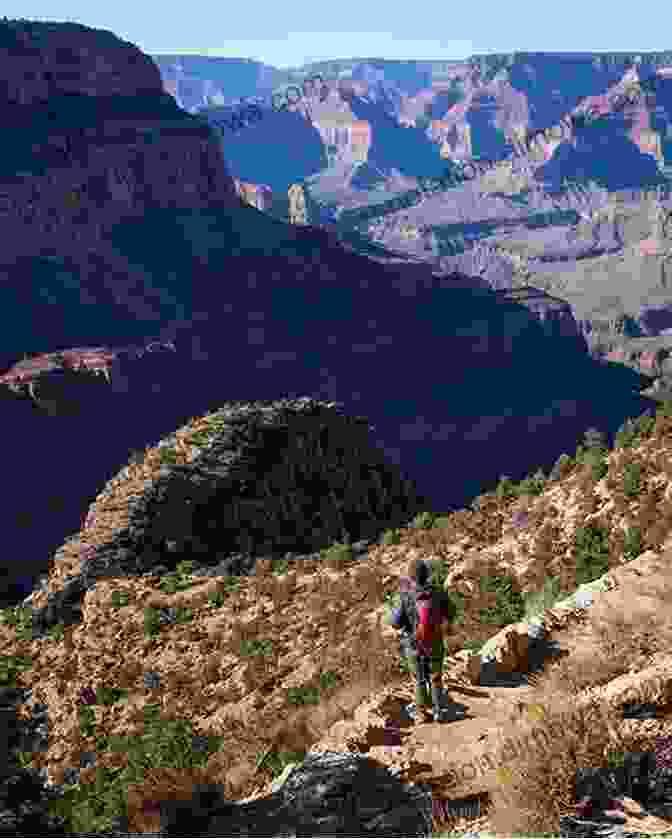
[0, 22, 660, 607]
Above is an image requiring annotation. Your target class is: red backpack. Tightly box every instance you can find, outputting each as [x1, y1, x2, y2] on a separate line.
[415, 589, 439, 644]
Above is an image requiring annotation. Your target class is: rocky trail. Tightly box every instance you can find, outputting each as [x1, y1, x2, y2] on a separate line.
[239, 556, 672, 837]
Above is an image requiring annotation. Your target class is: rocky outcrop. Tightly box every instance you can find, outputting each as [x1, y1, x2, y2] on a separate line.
[494, 286, 589, 354]
[0, 340, 176, 414]
[152, 54, 285, 114]
[0, 685, 73, 836]
[287, 182, 308, 224]
[24, 397, 427, 637]
[233, 177, 273, 212]
[312, 114, 372, 164]
[185, 751, 434, 837]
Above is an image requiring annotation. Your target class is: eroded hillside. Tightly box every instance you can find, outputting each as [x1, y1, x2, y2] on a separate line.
[5, 401, 672, 834]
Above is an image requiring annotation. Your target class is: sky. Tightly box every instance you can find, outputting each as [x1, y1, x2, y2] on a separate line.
[2, 0, 671, 70]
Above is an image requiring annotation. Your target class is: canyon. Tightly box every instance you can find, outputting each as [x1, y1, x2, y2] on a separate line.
[4, 25, 672, 837]
[156, 53, 672, 388]
[0, 23, 658, 614]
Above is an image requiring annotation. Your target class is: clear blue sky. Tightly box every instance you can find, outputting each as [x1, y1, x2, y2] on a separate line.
[3, 0, 671, 70]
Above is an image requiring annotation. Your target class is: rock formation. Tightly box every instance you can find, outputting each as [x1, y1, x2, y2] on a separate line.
[0, 340, 176, 415]
[233, 178, 274, 212]
[24, 397, 427, 637]
[287, 182, 308, 224]
[494, 285, 589, 354]
[176, 751, 434, 837]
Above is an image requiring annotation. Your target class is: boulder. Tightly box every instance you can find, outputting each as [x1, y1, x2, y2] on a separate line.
[469, 622, 531, 685]
[182, 751, 434, 837]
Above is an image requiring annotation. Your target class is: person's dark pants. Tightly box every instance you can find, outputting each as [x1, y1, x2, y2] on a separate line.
[401, 634, 445, 716]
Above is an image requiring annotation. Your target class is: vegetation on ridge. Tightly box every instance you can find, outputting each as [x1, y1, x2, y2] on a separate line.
[4, 400, 672, 834]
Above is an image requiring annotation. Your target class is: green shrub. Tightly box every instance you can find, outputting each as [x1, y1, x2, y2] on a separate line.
[158, 561, 197, 595]
[656, 400, 672, 419]
[287, 684, 321, 706]
[606, 749, 626, 769]
[109, 590, 130, 610]
[47, 703, 225, 835]
[636, 411, 656, 438]
[522, 575, 564, 620]
[255, 747, 307, 777]
[175, 560, 195, 576]
[495, 475, 517, 501]
[207, 577, 241, 609]
[615, 417, 640, 449]
[463, 639, 484, 654]
[172, 606, 194, 625]
[590, 455, 609, 481]
[380, 528, 402, 545]
[616, 411, 655, 449]
[411, 511, 437, 529]
[187, 430, 211, 447]
[0, 653, 32, 687]
[515, 469, 547, 497]
[159, 574, 192, 595]
[207, 590, 227, 609]
[623, 526, 643, 561]
[240, 638, 274, 657]
[444, 589, 465, 625]
[271, 558, 290, 575]
[0, 605, 35, 641]
[95, 686, 128, 706]
[578, 444, 609, 480]
[46, 621, 65, 642]
[77, 705, 97, 738]
[286, 671, 340, 706]
[143, 607, 162, 638]
[318, 670, 339, 691]
[158, 446, 178, 466]
[623, 462, 643, 498]
[12, 749, 36, 769]
[430, 558, 450, 589]
[478, 574, 526, 625]
[574, 524, 611, 586]
[320, 542, 353, 563]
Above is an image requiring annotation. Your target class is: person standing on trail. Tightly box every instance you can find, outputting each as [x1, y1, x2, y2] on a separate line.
[390, 558, 457, 723]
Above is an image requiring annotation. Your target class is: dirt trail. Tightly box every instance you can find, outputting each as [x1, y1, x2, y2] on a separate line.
[244, 560, 672, 836]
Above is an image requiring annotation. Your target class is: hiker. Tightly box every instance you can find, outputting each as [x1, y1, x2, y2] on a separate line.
[390, 558, 456, 723]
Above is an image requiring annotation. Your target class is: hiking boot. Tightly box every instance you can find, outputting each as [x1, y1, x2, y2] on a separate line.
[419, 707, 434, 723]
[431, 685, 443, 722]
[404, 703, 432, 723]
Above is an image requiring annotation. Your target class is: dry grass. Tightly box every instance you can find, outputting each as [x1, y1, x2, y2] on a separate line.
[478, 550, 672, 837]
[2, 549, 410, 834]
[8, 402, 672, 835]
